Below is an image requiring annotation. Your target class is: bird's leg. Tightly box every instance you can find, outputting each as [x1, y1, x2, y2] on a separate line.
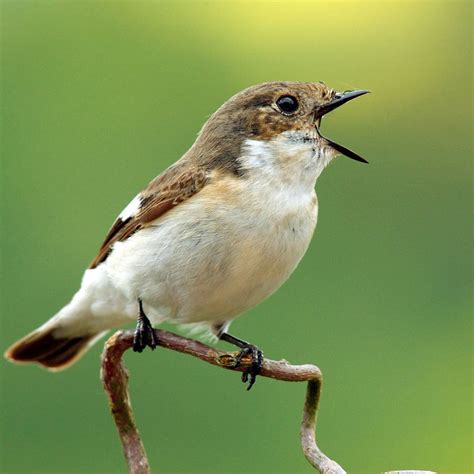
[133, 299, 158, 353]
[219, 332, 263, 390]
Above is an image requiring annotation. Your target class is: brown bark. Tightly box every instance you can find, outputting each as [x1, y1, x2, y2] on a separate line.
[101, 329, 346, 474]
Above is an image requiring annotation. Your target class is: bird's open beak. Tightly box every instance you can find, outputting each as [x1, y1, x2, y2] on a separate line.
[315, 89, 370, 164]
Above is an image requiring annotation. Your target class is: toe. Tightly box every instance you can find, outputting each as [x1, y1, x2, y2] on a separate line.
[133, 335, 144, 353]
[234, 344, 263, 390]
[147, 329, 158, 350]
[247, 372, 257, 391]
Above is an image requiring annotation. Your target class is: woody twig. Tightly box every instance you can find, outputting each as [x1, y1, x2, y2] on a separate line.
[100, 329, 345, 474]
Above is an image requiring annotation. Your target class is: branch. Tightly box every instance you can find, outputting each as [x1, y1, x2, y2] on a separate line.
[100, 329, 346, 474]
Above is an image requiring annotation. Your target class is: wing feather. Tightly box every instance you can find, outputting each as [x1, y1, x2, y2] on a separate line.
[89, 166, 208, 269]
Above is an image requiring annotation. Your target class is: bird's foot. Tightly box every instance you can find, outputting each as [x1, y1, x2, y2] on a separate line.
[235, 344, 264, 391]
[133, 300, 158, 352]
[217, 332, 264, 390]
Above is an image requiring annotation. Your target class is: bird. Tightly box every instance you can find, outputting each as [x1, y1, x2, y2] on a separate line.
[5, 81, 369, 389]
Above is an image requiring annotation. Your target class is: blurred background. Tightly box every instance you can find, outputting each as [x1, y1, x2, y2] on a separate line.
[1, 1, 471, 473]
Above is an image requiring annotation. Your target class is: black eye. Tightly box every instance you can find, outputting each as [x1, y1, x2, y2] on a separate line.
[276, 95, 299, 114]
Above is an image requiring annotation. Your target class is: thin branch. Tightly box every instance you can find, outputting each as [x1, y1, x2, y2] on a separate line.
[100, 329, 346, 474]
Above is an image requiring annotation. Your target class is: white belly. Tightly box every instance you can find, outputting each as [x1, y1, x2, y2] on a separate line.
[105, 133, 324, 326]
[105, 185, 317, 325]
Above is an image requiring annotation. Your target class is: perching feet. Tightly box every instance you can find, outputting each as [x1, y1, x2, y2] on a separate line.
[218, 332, 264, 390]
[235, 343, 264, 390]
[133, 299, 158, 353]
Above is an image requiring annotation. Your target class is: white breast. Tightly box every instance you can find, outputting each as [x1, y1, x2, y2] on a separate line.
[105, 132, 325, 326]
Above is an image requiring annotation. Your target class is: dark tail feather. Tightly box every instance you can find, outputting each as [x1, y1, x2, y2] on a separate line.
[4, 326, 102, 371]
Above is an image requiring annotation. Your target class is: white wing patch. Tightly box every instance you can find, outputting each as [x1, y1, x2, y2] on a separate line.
[118, 194, 142, 221]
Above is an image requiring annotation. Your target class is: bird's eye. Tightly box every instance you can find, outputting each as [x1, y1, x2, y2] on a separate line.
[276, 95, 299, 114]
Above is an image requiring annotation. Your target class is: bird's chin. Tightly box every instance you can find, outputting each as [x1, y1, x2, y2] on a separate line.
[319, 144, 339, 159]
[313, 144, 337, 164]
[310, 130, 337, 159]
[308, 144, 336, 179]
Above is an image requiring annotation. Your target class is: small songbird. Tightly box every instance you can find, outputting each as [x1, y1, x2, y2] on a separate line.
[5, 82, 368, 389]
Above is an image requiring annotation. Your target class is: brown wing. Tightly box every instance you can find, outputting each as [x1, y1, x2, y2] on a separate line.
[89, 166, 209, 269]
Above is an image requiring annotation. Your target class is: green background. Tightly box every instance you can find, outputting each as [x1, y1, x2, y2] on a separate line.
[1, 1, 471, 473]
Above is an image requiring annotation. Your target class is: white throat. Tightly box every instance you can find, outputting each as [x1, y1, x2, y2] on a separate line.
[239, 130, 334, 191]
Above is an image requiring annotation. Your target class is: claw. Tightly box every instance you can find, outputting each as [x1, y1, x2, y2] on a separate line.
[133, 299, 158, 353]
[235, 344, 263, 390]
[217, 333, 264, 390]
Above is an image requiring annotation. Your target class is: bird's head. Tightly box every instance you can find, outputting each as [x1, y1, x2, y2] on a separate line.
[194, 81, 369, 178]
